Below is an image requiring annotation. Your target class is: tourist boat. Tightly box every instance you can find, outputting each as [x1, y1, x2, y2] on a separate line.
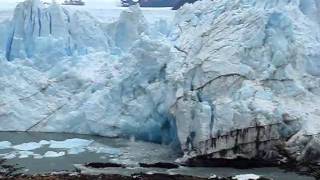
[62, 0, 85, 6]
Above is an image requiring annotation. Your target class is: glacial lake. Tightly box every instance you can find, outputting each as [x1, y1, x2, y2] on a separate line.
[0, 132, 315, 179]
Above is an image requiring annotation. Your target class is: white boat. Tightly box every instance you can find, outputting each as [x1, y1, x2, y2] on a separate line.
[62, 0, 85, 6]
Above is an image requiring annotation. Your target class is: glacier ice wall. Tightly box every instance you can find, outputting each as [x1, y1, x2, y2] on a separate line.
[0, 0, 178, 145]
[1, 0, 320, 162]
[5, 0, 112, 62]
[169, 0, 320, 161]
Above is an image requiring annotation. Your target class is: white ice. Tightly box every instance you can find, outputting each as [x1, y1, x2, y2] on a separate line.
[0, 138, 123, 159]
[233, 174, 261, 180]
[67, 148, 86, 155]
[0, 0, 320, 163]
[0, 141, 12, 149]
[18, 151, 35, 158]
[0, 153, 16, 159]
[43, 151, 66, 158]
[86, 143, 122, 155]
[49, 138, 93, 149]
[12, 142, 42, 151]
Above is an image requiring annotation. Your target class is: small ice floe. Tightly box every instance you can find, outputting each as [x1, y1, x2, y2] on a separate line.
[49, 138, 93, 149]
[0, 153, 16, 159]
[0, 141, 12, 149]
[33, 154, 43, 159]
[43, 151, 66, 158]
[67, 148, 86, 155]
[233, 174, 261, 180]
[100, 155, 107, 159]
[0, 152, 17, 159]
[18, 151, 34, 158]
[39, 140, 50, 145]
[168, 171, 178, 176]
[209, 174, 217, 179]
[12, 142, 42, 151]
[110, 158, 136, 166]
[0, 138, 122, 159]
[87, 143, 122, 155]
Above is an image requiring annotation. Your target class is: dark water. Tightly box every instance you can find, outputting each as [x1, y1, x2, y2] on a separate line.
[0, 132, 315, 179]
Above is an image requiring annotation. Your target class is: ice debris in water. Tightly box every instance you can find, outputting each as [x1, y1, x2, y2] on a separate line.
[48, 138, 93, 149]
[0, 141, 12, 149]
[0, 153, 16, 159]
[12, 142, 42, 151]
[232, 174, 261, 180]
[86, 142, 122, 155]
[0, 138, 122, 159]
[43, 151, 66, 158]
[39, 140, 50, 145]
[18, 151, 35, 158]
[67, 148, 86, 155]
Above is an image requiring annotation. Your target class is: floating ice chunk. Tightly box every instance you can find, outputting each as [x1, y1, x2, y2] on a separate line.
[49, 138, 93, 149]
[18, 151, 34, 158]
[0, 153, 16, 159]
[233, 174, 261, 180]
[209, 175, 217, 179]
[0, 141, 12, 149]
[12, 142, 42, 151]
[33, 154, 43, 159]
[43, 151, 66, 158]
[39, 140, 50, 145]
[67, 148, 86, 155]
[86, 143, 122, 155]
[110, 158, 136, 166]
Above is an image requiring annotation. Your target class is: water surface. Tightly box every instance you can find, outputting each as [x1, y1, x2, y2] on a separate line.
[0, 132, 315, 180]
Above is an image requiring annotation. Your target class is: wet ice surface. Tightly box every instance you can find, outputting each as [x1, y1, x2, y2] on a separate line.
[0, 132, 315, 180]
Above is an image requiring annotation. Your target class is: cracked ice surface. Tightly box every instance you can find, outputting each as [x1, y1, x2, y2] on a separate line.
[0, 0, 320, 163]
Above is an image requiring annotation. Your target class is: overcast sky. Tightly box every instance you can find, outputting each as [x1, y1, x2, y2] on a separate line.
[0, 0, 121, 10]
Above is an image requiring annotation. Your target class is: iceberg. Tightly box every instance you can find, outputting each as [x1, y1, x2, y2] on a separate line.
[0, 0, 320, 164]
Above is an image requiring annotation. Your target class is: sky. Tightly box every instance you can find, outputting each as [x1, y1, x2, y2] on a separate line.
[0, 0, 121, 10]
[0, 0, 120, 3]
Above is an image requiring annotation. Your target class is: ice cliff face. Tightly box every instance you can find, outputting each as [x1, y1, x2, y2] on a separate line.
[170, 0, 320, 162]
[5, 0, 111, 62]
[0, 0, 176, 144]
[1, 0, 320, 163]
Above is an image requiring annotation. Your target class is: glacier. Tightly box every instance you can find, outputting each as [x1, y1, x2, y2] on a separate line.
[0, 0, 320, 164]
